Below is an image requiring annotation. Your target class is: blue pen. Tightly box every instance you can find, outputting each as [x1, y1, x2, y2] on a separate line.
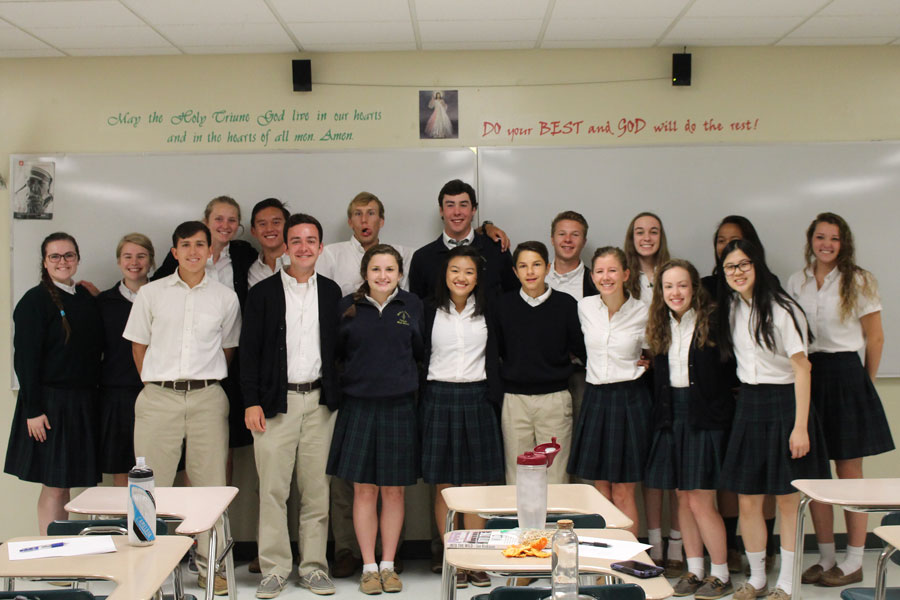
[19, 542, 65, 553]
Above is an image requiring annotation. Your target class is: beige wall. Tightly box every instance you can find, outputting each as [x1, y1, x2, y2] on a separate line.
[0, 47, 897, 541]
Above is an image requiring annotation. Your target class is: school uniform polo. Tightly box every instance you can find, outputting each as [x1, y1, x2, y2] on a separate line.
[317, 236, 414, 296]
[547, 261, 598, 301]
[787, 268, 893, 459]
[579, 295, 648, 385]
[241, 269, 341, 580]
[635, 271, 654, 304]
[123, 270, 240, 579]
[247, 252, 290, 289]
[730, 297, 807, 385]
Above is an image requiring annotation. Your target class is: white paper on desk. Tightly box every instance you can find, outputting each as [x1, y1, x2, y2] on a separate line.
[8, 536, 117, 560]
[576, 536, 652, 561]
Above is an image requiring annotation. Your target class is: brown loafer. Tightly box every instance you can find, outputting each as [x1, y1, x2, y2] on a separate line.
[673, 573, 702, 596]
[468, 571, 491, 587]
[248, 556, 261, 574]
[665, 560, 686, 579]
[820, 566, 863, 587]
[455, 570, 468, 588]
[801, 564, 824, 584]
[332, 549, 362, 579]
[728, 549, 743, 574]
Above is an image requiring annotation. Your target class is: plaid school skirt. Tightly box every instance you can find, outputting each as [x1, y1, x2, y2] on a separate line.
[810, 352, 894, 460]
[420, 380, 504, 485]
[567, 379, 651, 483]
[326, 393, 420, 487]
[720, 383, 831, 496]
[644, 388, 728, 491]
[98, 385, 142, 474]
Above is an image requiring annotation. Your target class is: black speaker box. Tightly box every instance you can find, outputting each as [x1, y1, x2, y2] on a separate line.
[672, 53, 691, 86]
[293, 59, 311, 92]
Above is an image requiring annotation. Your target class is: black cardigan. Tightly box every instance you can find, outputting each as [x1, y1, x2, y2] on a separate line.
[153, 239, 257, 309]
[239, 272, 342, 414]
[581, 265, 599, 298]
[421, 300, 503, 405]
[650, 322, 738, 431]
[96, 284, 143, 389]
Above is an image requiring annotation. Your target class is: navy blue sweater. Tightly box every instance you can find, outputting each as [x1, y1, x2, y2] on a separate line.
[97, 285, 142, 389]
[337, 289, 425, 399]
[495, 289, 586, 395]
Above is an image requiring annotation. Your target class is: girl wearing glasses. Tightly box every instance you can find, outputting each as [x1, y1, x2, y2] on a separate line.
[716, 239, 829, 600]
[787, 213, 892, 587]
[4, 232, 103, 534]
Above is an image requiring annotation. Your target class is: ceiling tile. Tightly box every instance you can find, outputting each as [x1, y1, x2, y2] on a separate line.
[0, 25, 51, 49]
[70, 45, 182, 55]
[666, 16, 803, 38]
[778, 37, 895, 45]
[271, 0, 410, 22]
[122, 0, 277, 25]
[181, 43, 297, 54]
[545, 18, 671, 40]
[543, 38, 660, 48]
[0, 1, 142, 28]
[29, 25, 170, 48]
[553, 0, 688, 19]
[686, 0, 830, 18]
[421, 40, 535, 50]
[789, 15, 900, 37]
[156, 23, 293, 46]
[661, 37, 777, 46]
[288, 20, 414, 44]
[822, 0, 900, 16]
[415, 0, 548, 21]
[418, 19, 542, 42]
[301, 41, 418, 52]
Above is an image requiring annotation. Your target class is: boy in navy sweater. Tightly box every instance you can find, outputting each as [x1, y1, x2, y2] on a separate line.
[495, 241, 585, 484]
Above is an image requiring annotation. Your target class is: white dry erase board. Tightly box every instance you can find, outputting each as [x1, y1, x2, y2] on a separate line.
[477, 143, 898, 377]
[9, 148, 477, 387]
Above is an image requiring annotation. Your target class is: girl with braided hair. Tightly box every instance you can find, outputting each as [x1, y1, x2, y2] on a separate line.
[4, 232, 103, 534]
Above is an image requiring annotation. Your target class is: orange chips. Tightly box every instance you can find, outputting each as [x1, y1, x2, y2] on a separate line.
[502, 536, 550, 558]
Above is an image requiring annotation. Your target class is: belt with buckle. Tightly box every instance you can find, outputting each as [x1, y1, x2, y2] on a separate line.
[286, 380, 322, 393]
[151, 379, 217, 392]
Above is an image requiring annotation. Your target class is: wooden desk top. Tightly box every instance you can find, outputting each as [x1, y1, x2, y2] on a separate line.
[792, 479, 900, 508]
[874, 525, 900, 549]
[444, 528, 672, 599]
[441, 484, 633, 530]
[65, 486, 239, 535]
[0, 535, 192, 600]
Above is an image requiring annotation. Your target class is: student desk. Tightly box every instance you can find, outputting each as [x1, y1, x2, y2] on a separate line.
[0, 535, 192, 600]
[873, 525, 900, 600]
[442, 528, 673, 600]
[791, 478, 900, 600]
[65, 486, 238, 600]
[439, 484, 633, 599]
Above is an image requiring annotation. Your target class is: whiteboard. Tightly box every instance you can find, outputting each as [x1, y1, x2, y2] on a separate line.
[477, 143, 899, 377]
[9, 149, 477, 386]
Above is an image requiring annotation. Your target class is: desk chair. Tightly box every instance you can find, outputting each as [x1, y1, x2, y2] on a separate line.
[483, 514, 607, 529]
[473, 583, 645, 600]
[840, 513, 900, 600]
[0, 592, 96, 599]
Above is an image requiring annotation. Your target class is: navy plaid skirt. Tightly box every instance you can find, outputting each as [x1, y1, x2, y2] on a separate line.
[4, 386, 102, 488]
[420, 381, 504, 485]
[810, 352, 894, 460]
[326, 393, 420, 486]
[567, 379, 651, 483]
[644, 388, 727, 491]
[98, 385, 142, 474]
[720, 383, 831, 495]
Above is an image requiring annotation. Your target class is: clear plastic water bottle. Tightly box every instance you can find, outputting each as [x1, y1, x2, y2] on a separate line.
[127, 456, 156, 546]
[551, 519, 579, 600]
[516, 451, 548, 530]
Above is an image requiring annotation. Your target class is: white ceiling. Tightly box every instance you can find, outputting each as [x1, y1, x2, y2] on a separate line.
[1, 0, 899, 58]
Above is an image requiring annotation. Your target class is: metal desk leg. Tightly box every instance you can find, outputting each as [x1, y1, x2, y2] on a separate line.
[173, 560, 185, 600]
[3, 576, 13, 591]
[875, 544, 896, 600]
[205, 527, 217, 600]
[221, 510, 236, 600]
[792, 494, 812, 600]
[441, 509, 457, 600]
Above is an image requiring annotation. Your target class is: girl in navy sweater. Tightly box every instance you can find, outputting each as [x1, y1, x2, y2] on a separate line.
[326, 244, 424, 595]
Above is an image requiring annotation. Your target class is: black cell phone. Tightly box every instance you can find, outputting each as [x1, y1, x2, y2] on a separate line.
[611, 560, 665, 578]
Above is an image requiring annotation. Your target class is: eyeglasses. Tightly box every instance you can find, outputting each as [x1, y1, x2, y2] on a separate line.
[723, 259, 753, 276]
[47, 252, 78, 263]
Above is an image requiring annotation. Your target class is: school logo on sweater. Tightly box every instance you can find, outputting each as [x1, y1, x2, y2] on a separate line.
[396, 310, 411, 326]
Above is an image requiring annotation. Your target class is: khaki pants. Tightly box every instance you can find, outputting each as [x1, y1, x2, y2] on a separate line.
[133, 382, 228, 578]
[254, 390, 336, 578]
[501, 390, 572, 484]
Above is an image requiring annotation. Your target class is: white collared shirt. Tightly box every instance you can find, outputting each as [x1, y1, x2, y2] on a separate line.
[207, 243, 234, 290]
[579, 295, 649, 385]
[668, 309, 696, 388]
[787, 267, 881, 354]
[318, 236, 413, 296]
[427, 296, 487, 382]
[281, 269, 321, 384]
[636, 271, 654, 305]
[730, 295, 807, 385]
[123, 271, 241, 382]
[248, 252, 290, 289]
[442, 227, 475, 250]
[547, 261, 585, 300]
[519, 286, 552, 307]
[118, 280, 138, 303]
[365, 287, 399, 315]
[53, 280, 76, 295]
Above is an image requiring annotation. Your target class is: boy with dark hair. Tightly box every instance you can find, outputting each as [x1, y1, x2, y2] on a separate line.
[248, 198, 292, 288]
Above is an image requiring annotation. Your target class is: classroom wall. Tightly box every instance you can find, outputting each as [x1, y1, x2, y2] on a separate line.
[1, 46, 898, 542]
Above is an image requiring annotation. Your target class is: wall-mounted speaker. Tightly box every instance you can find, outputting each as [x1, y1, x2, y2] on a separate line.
[292, 59, 311, 92]
[672, 53, 691, 86]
